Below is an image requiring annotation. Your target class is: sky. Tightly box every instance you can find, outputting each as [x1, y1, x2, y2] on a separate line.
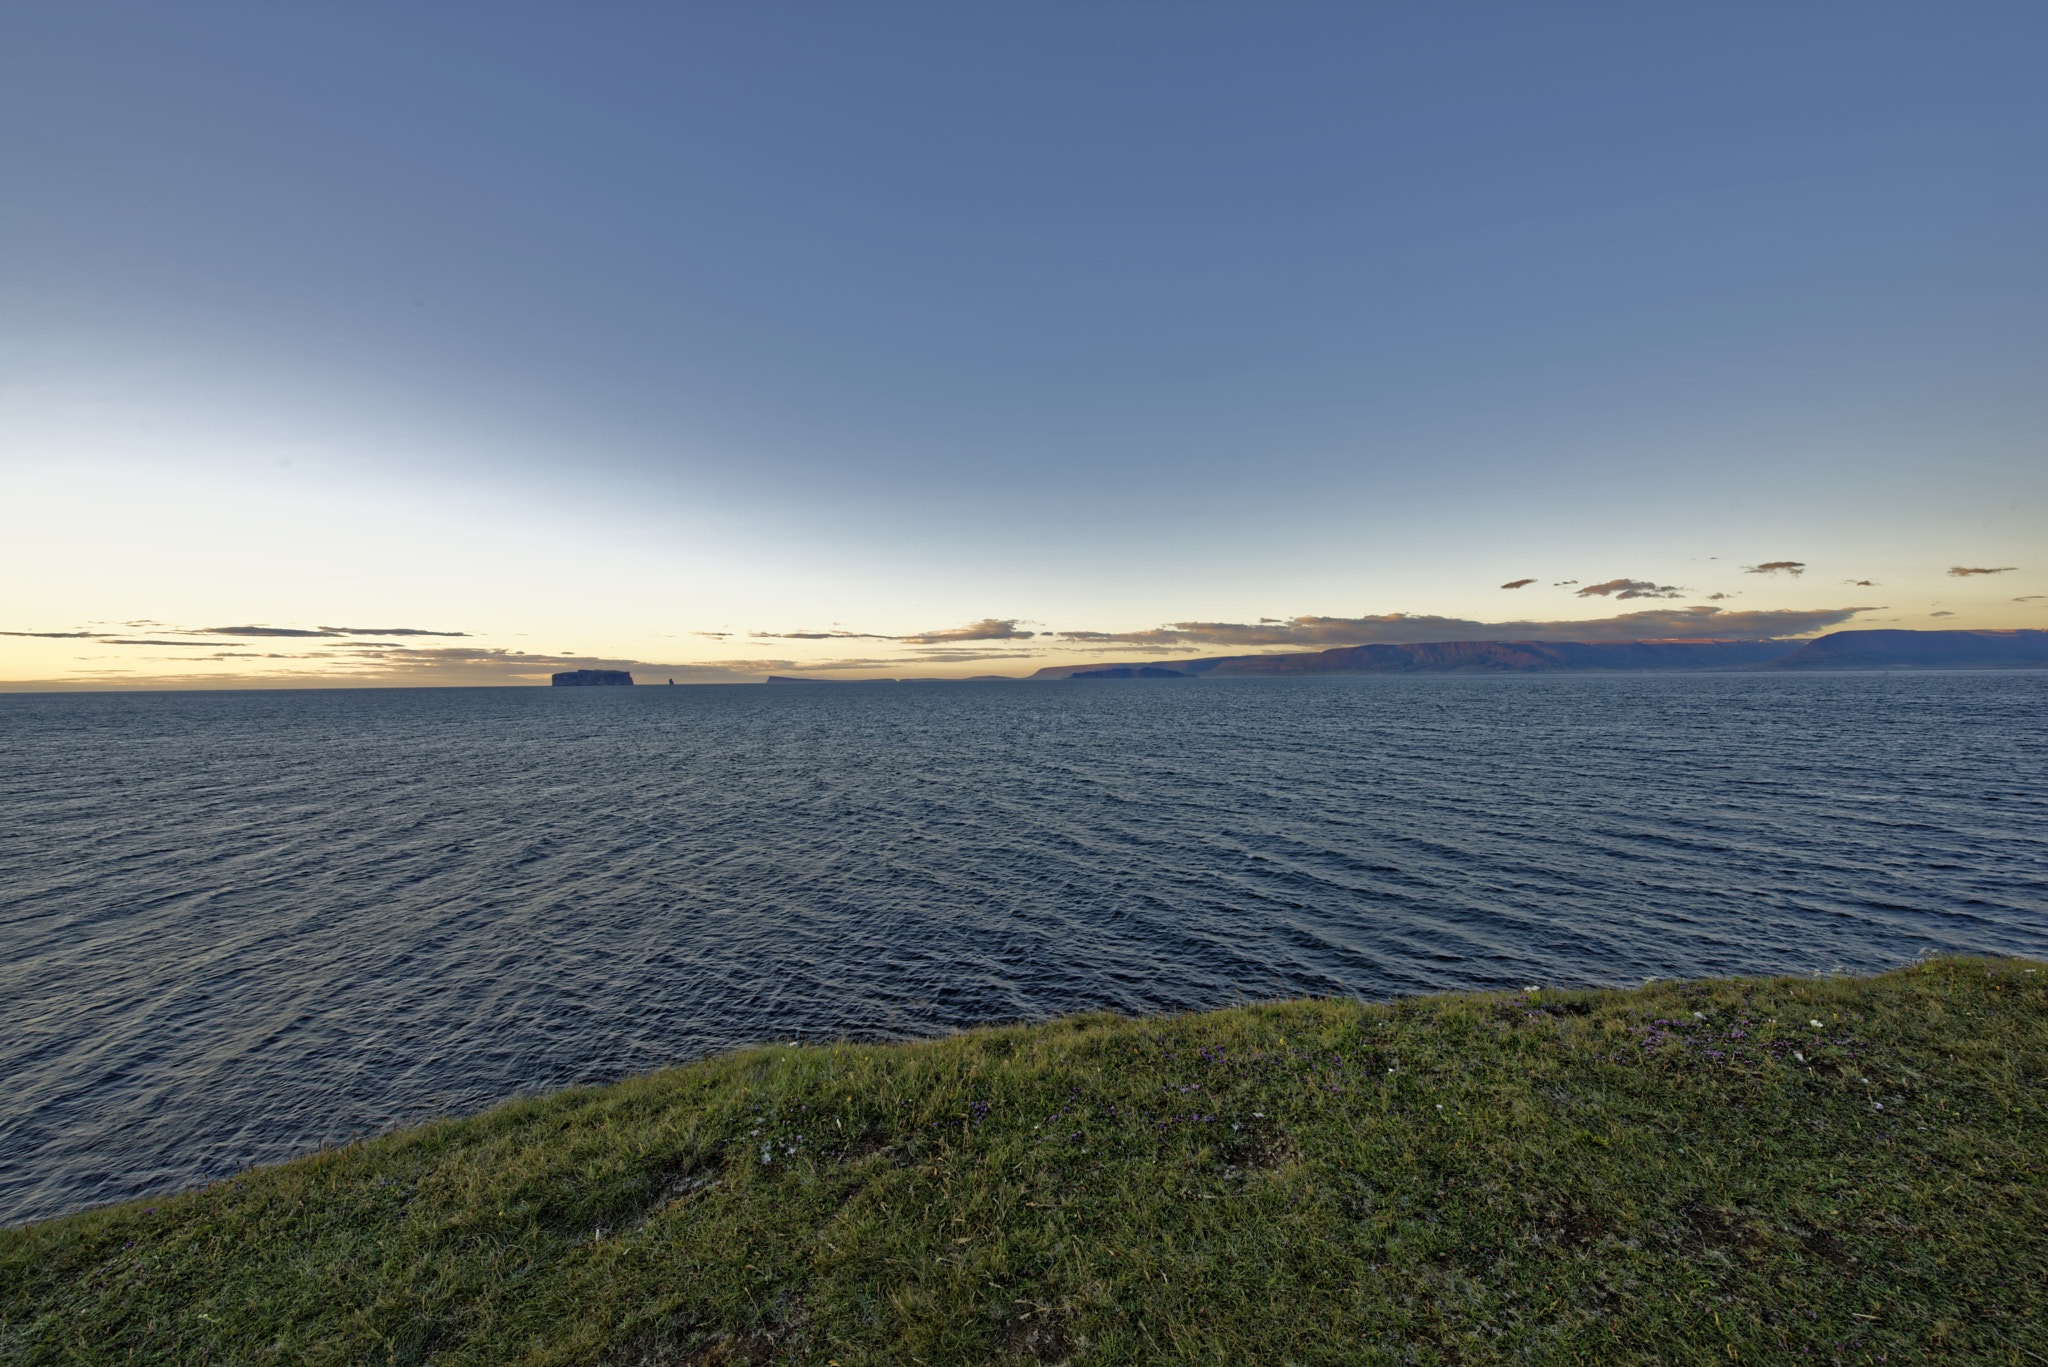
[2, 1, 2043, 687]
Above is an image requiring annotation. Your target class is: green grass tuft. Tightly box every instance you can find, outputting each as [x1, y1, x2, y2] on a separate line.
[4, 957, 2043, 1364]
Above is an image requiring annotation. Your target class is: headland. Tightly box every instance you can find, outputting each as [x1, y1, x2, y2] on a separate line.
[4, 958, 2040, 1363]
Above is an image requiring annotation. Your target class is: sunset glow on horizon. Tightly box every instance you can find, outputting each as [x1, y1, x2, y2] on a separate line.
[3, 2, 2043, 687]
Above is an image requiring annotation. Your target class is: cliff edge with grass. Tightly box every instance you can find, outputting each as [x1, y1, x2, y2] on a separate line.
[2, 958, 2042, 1365]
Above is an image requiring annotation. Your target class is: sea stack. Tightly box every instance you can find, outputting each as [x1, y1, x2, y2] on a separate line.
[551, 669, 633, 686]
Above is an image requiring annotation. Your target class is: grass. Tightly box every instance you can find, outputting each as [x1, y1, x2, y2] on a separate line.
[2, 957, 2043, 1366]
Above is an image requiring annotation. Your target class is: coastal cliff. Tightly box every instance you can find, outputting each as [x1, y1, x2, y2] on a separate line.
[4, 958, 2038, 1363]
[1025, 629, 2048, 679]
[1029, 637, 1798, 678]
[1759, 628, 2048, 670]
[1204, 637, 1801, 676]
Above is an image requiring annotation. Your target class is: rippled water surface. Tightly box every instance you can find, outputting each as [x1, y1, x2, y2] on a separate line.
[3, 674, 2044, 1222]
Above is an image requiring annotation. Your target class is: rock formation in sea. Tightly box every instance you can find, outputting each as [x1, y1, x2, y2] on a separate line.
[551, 669, 634, 686]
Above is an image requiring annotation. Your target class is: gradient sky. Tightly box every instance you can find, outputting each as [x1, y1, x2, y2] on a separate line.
[3, 1, 2043, 686]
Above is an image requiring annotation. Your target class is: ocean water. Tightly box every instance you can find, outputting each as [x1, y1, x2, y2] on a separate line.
[2, 673, 2043, 1224]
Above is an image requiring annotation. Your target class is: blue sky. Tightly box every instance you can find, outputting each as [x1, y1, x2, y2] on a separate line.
[2, 1, 2042, 685]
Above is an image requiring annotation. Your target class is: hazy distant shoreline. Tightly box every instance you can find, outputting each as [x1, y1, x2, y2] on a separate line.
[766, 627, 2048, 684]
[4, 628, 2045, 692]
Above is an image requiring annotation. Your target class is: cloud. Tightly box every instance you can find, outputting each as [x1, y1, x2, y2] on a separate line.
[1929, 611, 1954, 617]
[1948, 565, 2017, 577]
[1845, 579, 1877, 587]
[750, 630, 896, 640]
[10, 623, 465, 645]
[1499, 578, 1536, 590]
[10, 634, 1043, 689]
[11, 594, 1915, 693]
[1745, 561, 1806, 576]
[1051, 605, 1880, 650]
[202, 625, 340, 638]
[900, 618, 1035, 645]
[375, 647, 783, 683]
[1704, 593, 1731, 601]
[132, 623, 474, 639]
[7, 641, 786, 689]
[1551, 581, 1578, 586]
[738, 650, 1039, 671]
[1575, 579, 1684, 600]
[2016, 595, 2045, 603]
[749, 617, 1035, 645]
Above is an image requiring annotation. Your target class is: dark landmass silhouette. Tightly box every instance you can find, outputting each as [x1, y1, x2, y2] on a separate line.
[551, 669, 633, 686]
[1757, 628, 2048, 670]
[1071, 665, 1189, 679]
[1205, 638, 1799, 675]
[740, 632, 2047, 685]
[1023, 629, 2048, 679]
[1029, 638, 1795, 678]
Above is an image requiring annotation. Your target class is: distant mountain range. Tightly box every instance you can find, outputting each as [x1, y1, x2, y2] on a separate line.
[1026, 629, 2048, 678]
[1753, 629, 2048, 670]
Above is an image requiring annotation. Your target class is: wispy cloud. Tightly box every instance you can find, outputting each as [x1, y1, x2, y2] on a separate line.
[728, 649, 1038, 672]
[1845, 579, 1877, 587]
[200, 624, 466, 638]
[1575, 579, 1684, 600]
[3, 629, 776, 687]
[900, 618, 1035, 644]
[2016, 595, 2045, 603]
[749, 630, 896, 640]
[7, 623, 462, 644]
[5, 596, 1920, 691]
[1948, 565, 2017, 577]
[1745, 561, 1806, 576]
[8, 629, 1053, 688]
[749, 617, 1034, 645]
[1930, 611, 1954, 617]
[201, 625, 342, 638]
[1499, 578, 1536, 590]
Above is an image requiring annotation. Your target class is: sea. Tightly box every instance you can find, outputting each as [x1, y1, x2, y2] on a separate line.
[3, 672, 2043, 1224]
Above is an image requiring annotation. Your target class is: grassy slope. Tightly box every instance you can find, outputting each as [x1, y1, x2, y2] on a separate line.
[3, 958, 2043, 1366]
